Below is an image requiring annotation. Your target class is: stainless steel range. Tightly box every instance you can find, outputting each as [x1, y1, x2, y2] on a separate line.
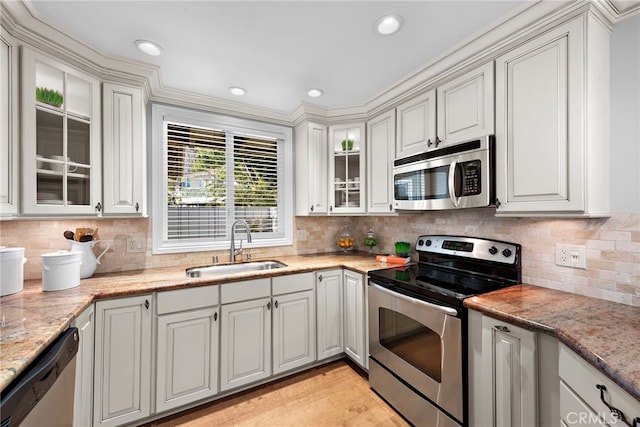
[368, 235, 521, 427]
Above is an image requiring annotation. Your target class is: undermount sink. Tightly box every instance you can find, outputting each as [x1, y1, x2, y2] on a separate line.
[186, 260, 287, 278]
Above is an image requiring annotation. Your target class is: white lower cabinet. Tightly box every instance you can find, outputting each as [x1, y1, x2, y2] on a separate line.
[316, 269, 344, 360]
[559, 343, 640, 427]
[220, 278, 272, 392]
[343, 270, 367, 369]
[156, 285, 219, 413]
[93, 295, 152, 427]
[272, 273, 316, 375]
[73, 304, 94, 427]
[481, 314, 537, 427]
[469, 310, 560, 427]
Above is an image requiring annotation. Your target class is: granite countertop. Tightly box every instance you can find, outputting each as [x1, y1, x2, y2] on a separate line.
[465, 284, 640, 403]
[0, 253, 388, 391]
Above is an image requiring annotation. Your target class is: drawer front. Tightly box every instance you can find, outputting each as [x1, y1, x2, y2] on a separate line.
[559, 344, 640, 425]
[221, 278, 271, 304]
[272, 272, 314, 295]
[157, 285, 218, 314]
[560, 380, 606, 426]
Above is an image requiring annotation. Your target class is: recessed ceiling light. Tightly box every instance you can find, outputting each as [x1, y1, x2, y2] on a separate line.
[228, 87, 247, 96]
[374, 15, 403, 36]
[307, 88, 324, 98]
[134, 39, 163, 56]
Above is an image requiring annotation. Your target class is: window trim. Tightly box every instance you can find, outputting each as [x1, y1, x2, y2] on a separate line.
[151, 104, 293, 255]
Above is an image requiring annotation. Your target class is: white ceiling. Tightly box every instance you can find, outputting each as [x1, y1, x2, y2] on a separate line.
[27, 1, 527, 113]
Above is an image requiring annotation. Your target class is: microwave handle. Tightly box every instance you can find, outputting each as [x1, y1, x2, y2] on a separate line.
[448, 160, 461, 207]
[369, 282, 459, 317]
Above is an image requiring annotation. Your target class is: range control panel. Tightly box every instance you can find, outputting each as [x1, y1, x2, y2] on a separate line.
[415, 235, 521, 265]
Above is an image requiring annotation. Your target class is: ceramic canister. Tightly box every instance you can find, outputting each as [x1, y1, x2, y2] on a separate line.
[0, 247, 27, 296]
[41, 250, 82, 291]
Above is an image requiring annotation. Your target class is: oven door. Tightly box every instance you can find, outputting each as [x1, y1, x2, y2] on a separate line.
[368, 281, 463, 422]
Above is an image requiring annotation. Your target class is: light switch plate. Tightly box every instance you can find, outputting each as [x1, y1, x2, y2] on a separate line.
[555, 244, 586, 269]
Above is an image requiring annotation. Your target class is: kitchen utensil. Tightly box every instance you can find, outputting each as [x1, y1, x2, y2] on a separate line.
[63, 230, 75, 240]
[0, 247, 27, 296]
[69, 239, 110, 278]
[41, 250, 81, 291]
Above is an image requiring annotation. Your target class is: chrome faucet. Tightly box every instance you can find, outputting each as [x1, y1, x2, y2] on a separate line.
[230, 220, 252, 262]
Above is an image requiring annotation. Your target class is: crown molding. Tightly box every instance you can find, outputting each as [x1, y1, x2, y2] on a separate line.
[2, 0, 631, 128]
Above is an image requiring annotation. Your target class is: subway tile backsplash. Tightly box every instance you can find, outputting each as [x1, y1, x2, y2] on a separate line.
[1, 209, 638, 306]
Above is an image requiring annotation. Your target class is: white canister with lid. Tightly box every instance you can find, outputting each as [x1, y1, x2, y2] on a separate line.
[41, 250, 82, 291]
[0, 247, 27, 296]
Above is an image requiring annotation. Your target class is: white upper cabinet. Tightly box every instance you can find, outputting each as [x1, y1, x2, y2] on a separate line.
[367, 110, 396, 214]
[295, 121, 329, 215]
[0, 34, 18, 217]
[396, 89, 436, 158]
[21, 48, 102, 216]
[436, 62, 494, 146]
[495, 14, 610, 216]
[102, 82, 146, 215]
[396, 62, 494, 158]
[328, 123, 366, 214]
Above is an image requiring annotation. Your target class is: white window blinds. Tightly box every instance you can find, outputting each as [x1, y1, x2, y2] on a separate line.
[165, 121, 281, 242]
[152, 104, 293, 254]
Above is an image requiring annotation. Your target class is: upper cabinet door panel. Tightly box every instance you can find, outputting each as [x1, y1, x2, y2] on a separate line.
[396, 89, 436, 158]
[0, 35, 18, 216]
[367, 110, 395, 214]
[437, 62, 494, 146]
[495, 17, 593, 215]
[21, 48, 102, 216]
[103, 83, 145, 215]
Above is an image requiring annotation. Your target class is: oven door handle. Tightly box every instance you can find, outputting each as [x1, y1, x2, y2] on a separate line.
[448, 160, 461, 208]
[370, 282, 459, 317]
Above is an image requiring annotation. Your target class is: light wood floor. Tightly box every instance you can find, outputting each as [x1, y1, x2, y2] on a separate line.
[146, 360, 409, 427]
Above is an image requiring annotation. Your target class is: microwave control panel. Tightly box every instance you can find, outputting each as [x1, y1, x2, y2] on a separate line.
[461, 161, 481, 195]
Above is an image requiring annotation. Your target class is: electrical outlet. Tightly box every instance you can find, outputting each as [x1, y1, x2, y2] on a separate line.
[555, 244, 586, 269]
[126, 237, 146, 253]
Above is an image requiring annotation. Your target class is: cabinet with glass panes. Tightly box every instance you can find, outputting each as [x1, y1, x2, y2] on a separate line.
[328, 123, 365, 214]
[21, 48, 101, 215]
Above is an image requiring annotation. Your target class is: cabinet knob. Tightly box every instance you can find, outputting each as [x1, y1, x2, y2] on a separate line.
[427, 138, 433, 147]
[310, 205, 314, 212]
[214, 312, 218, 322]
[144, 299, 150, 310]
[95, 202, 102, 213]
[318, 274, 323, 282]
[494, 325, 510, 333]
[267, 301, 271, 310]
[389, 204, 393, 211]
[329, 205, 333, 212]
[495, 198, 501, 209]
[135, 202, 140, 212]
[435, 137, 441, 147]
[274, 300, 279, 309]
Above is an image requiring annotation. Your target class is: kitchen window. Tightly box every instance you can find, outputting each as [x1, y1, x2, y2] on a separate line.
[151, 104, 293, 254]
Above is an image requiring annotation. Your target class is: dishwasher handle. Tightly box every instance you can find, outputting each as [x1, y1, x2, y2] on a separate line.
[0, 327, 79, 427]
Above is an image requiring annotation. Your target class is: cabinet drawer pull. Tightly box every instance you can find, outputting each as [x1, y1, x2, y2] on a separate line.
[596, 384, 640, 426]
[494, 325, 510, 333]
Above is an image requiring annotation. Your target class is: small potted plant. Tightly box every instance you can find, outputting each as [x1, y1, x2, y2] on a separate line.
[341, 139, 354, 150]
[36, 87, 64, 108]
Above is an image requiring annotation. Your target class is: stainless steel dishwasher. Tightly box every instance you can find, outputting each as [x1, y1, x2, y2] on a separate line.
[1, 327, 79, 427]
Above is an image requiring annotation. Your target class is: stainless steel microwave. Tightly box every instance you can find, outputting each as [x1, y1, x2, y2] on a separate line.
[393, 135, 495, 210]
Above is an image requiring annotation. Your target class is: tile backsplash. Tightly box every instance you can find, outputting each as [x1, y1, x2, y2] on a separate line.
[1, 210, 638, 306]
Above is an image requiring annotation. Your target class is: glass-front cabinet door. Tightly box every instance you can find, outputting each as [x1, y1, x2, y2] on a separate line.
[21, 48, 101, 215]
[328, 123, 365, 214]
